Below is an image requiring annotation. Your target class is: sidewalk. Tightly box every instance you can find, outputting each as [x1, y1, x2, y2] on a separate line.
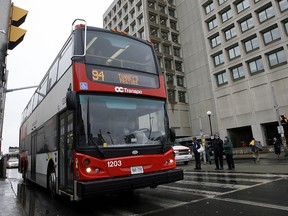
[0, 178, 25, 216]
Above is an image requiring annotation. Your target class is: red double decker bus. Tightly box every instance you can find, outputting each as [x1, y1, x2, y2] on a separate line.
[19, 20, 183, 200]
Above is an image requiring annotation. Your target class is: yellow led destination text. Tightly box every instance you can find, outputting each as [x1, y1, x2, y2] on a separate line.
[92, 70, 105, 81]
[118, 73, 139, 85]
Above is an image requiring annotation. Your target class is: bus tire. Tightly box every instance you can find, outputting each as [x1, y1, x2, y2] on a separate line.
[48, 169, 56, 198]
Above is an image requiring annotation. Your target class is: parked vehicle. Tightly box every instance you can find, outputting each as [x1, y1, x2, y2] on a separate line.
[6, 157, 19, 168]
[172, 142, 192, 165]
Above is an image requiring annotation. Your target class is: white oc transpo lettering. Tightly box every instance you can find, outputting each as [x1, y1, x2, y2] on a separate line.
[115, 86, 142, 94]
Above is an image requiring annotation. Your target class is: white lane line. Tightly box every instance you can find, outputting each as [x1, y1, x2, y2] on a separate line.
[213, 197, 288, 211]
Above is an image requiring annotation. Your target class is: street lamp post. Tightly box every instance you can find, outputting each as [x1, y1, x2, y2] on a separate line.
[207, 111, 213, 137]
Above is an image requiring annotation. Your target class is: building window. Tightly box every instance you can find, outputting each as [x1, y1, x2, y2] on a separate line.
[163, 44, 170, 54]
[168, 0, 175, 5]
[204, 1, 214, 14]
[239, 16, 254, 32]
[170, 21, 177, 30]
[169, 8, 176, 17]
[153, 41, 160, 52]
[257, 5, 275, 23]
[148, 1, 155, 9]
[160, 16, 167, 26]
[149, 13, 157, 23]
[210, 34, 221, 48]
[159, 4, 166, 13]
[213, 52, 224, 66]
[228, 45, 241, 60]
[124, 16, 129, 25]
[279, 0, 288, 12]
[117, 0, 121, 8]
[150, 26, 158, 37]
[243, 35, 259, 53]
[218, 0, 228, 5]
[220, 8, 233, 23]
[207, 17, 218, 31]
[284, 20, 288, 34]
[216, 71, 228, 86]
[172, 33, 179, 43]
[267, 48, 287, 68]
[138, 15, 143, 25]
[262, 26, 281, 45]
[138, 29, 145, 39]
[166, 74, 174, 85]
[173, 47, 181, 57]
[118, 21, 123, 30]
[178, 91, 186, 103]
[162, 31, 169, 40]
[131, 21, 136, 31]
[175, 61, 183, 72]
[137, 2, 142, 11]
[236, 0, 250, 13]
[177, 76, 184, 87]
[165, 59, 172, 69]
[224, 25, 237, 40]
[118, 10, 122, 19]
[130, 9, 135, 19]
[168, 89, 176, 102]
[247, 57, 264, 74]
[123, 3, 128, 13]
[230, 64, 245, 80]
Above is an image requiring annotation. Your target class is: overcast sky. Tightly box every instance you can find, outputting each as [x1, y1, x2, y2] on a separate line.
[2, 0, 114, 153]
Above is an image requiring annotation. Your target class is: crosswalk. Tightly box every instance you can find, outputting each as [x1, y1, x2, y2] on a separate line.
[159, 171, 284, 197]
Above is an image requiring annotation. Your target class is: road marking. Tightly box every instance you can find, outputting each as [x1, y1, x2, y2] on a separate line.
[213, 197, 288, 211]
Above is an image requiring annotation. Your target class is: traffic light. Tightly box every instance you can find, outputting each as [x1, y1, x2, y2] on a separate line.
[8, 4, 28, 50]
[280, 114, 288, 124]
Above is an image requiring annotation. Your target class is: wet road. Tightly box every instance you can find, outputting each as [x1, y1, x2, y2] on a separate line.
[6, 166, 288, 216]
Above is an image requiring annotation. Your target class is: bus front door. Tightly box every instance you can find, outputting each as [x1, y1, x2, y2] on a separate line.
[59, 111, 74, 193]
[31, 132, 37, 181]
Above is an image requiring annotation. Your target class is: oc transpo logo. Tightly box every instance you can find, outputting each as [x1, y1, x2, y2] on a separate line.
[115, 86, 142, 95]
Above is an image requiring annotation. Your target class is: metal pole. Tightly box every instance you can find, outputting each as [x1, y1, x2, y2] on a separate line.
[0, 0, 12, 153]
[208, 115, 212, 136]
[271, 86, 288, 157]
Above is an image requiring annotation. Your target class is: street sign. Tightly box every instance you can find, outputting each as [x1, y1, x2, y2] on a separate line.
[277, 126, 284, 134]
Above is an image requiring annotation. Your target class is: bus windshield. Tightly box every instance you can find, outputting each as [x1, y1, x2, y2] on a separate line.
[77, 95, 168, 147]
[85, 31, 157, 74]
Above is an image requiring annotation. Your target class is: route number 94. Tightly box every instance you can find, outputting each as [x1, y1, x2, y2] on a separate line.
[107, 160, 122, 168]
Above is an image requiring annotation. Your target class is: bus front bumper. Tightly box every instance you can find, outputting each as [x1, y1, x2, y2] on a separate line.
[76, 169, 183, 199]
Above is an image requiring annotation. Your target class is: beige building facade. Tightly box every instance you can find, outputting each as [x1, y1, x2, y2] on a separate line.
[176, 0, 288, 146]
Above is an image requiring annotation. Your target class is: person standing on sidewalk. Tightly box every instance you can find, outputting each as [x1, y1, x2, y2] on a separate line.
[249, 138, 261, 163]
[192, 136, 202, 170]
[223, 136, 235, 170]
[213, 134, 224, 170]
[273, 137, 281, 158]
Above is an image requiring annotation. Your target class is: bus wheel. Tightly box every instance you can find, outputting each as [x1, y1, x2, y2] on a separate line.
[48, 170, 56, 198]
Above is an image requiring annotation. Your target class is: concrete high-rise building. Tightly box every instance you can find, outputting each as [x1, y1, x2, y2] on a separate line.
[176, 0, 288, 146]
[103, 0, 192, 137]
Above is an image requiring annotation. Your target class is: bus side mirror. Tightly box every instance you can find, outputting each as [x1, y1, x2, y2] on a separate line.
[66, 91, 77, 110]
[170, 128, 176, 142]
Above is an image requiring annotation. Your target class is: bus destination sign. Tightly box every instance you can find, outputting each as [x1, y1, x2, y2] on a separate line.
[86, 65, 159, 88]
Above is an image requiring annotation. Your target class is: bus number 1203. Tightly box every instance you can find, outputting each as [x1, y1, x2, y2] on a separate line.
[107, 160, 122, 168]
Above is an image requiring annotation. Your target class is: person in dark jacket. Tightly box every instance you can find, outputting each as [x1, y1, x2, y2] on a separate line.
[213, 134, 224, 170]
[223, 136, 235, 170]
[192, 136, 201, 170]
[273, 137, 281, 158]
